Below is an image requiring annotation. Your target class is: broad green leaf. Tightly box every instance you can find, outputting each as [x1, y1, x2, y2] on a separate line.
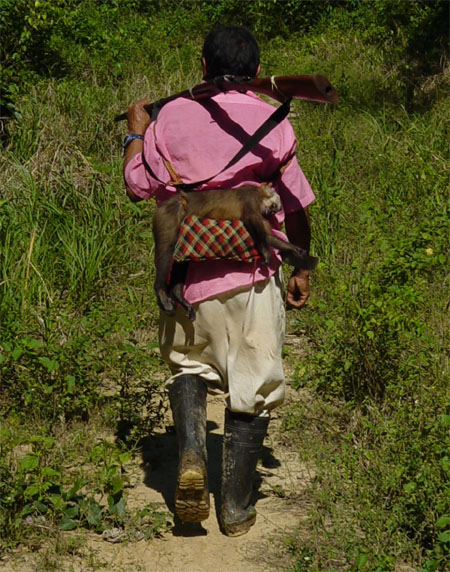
[82, 499, 103, 527]
[63, 505, 79, 518]
[20, 504, 36, 517]
[356, 552, 368, 569]
[119, 452, 131, 465]
[65, 375, 76, 393]
[24, 338, 44, 349]
[21, 455, 39, 472]
[11, 347, 23, 360]
[38, 357, 59, 372]
[110, 478, 124, 495]
[34, 500, 47, 513]
[40, 481, 54, 493]
[24, 484, 40, 499]
[64, 478, 88, 501]
[436, 515, 450, 529]
[48, 495, 65, 510]
[59, 516, 77, 531]
[403, 482, 416, 494]
[438, 530, 450, 543]
[41, 467, 61, 479]
[108, 495, 126, 519]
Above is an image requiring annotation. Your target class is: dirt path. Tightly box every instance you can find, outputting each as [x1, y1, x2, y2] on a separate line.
[2, 335, 311, 572]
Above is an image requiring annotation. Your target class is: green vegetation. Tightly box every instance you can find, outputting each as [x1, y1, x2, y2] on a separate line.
[0, 0, 448, 569]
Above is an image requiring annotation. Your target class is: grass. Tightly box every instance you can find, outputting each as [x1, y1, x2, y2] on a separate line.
[0, 2, 449, 569]
[276, 34, 449, 571]
[0, 13, 183, 552]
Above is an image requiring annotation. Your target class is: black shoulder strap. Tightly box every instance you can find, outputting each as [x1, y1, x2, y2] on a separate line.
[141, 97, 292, 192]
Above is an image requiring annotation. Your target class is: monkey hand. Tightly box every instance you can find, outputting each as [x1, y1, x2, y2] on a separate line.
[286, 269, 310, 310]
[127, 99, 152, 134]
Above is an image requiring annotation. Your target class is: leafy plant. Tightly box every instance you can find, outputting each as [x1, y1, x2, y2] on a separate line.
[0, 431, 170, 549]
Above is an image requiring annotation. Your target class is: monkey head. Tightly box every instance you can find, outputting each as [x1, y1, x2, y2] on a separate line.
[258, 183, 282, 216]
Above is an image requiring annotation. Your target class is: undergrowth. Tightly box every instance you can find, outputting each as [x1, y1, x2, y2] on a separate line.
[281, 45, 449, 572]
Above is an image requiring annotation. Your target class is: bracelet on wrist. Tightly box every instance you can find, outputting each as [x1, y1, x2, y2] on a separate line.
[123, 133, 145, 150]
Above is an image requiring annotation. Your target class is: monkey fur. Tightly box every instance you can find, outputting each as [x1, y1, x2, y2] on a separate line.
[153, 183, 318, 321]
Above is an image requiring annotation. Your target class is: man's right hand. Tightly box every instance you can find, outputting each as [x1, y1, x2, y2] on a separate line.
[127, 99, 151, 135]
[123, 99, 151, 202]
[286, 269, 310, 310]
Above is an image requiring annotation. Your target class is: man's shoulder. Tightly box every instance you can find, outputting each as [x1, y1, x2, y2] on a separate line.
[160, 90, 276, 113]
[155, 90, 297, 150]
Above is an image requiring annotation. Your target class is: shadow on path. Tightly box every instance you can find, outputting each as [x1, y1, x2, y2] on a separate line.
[139, 419, 280, 537]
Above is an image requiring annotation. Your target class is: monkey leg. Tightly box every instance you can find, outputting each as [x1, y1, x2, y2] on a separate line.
[155, 286, 176, 315]
[154, 246, 177, 315]
[170, 284, 196, 322]
[266, 234, 319, 270]
[169, 262, 196, 322]
[153, 197, 186, 316]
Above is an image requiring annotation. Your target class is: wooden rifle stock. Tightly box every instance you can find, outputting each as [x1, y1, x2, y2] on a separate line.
[114, 73, 338, 122]
[242, 74, 338, 104]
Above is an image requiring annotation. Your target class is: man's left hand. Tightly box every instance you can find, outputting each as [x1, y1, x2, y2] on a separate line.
[286, 270, 310, 310]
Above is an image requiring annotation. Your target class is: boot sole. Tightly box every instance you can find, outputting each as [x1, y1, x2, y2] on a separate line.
[176, 467, 210, 522]
[221, 513, 257, 537]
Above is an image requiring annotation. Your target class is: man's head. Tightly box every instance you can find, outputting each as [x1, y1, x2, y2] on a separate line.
[201, 26, 260, 80]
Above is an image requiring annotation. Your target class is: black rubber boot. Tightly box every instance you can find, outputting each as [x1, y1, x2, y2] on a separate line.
[220, 409, 270, 537]
[168, 375, 209, 522]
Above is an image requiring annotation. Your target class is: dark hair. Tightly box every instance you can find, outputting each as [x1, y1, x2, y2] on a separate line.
[202, 26, 260, 79]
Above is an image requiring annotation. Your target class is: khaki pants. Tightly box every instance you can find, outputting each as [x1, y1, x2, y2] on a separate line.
[159, 272, 286, 416]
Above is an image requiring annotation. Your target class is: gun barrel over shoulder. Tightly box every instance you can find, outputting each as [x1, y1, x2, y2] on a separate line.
[246, 74, 339, 104]
[115, 73, 338, 122]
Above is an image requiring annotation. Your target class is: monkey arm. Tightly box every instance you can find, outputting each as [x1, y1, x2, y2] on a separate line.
[284, 207, 312, 310]
[284, 206, 311, 255]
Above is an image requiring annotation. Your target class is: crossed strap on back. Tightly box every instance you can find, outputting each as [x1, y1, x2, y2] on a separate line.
[141, 97, 292, 192]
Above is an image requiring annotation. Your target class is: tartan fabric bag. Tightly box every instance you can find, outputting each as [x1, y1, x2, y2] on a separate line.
[173, 214, 260, 263]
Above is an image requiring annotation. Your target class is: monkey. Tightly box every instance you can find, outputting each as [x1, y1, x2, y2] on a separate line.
[152, 183, 318, 321]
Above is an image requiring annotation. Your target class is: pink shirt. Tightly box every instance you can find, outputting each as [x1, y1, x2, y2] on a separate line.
[125, 91, 315, 304]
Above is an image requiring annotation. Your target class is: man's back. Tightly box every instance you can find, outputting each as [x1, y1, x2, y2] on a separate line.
[149, 90, 296, 190]
[125, 90, 307, 207]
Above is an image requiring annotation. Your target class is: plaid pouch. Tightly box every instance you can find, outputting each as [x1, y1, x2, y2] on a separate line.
[173, 214, 260, 263]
